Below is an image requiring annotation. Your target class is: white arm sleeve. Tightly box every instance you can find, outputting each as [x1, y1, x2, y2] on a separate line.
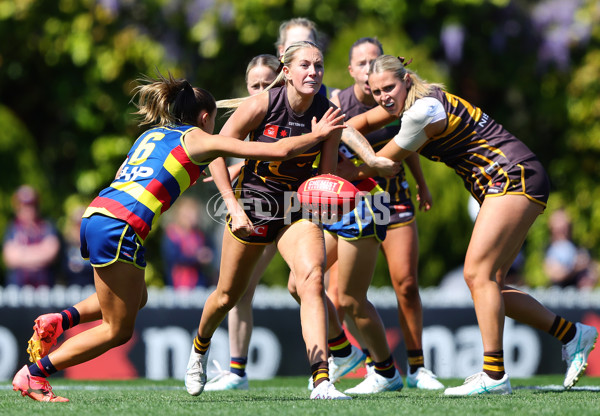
[393, 97, 446, 151]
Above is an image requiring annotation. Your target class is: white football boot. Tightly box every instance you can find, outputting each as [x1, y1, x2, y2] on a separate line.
[185, 346, 209, 396]
[344, 369, 404, 394]
[444, 372, 512, 396]
[310, 380, 351, 400]
[562, 323, 598, 389]
[204, 360, 249, 391]
[406, 367, 444, 390]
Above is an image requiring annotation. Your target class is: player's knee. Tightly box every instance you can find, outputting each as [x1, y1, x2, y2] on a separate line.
[296, 267, 324, 298]
[215, 291, 239, 312]
[108, 324, 136, 347]
[463, 262, 492, 291]
[393, 274, 419, 298]
[462, 265, 476, 288]
[337, 293, 360, 314]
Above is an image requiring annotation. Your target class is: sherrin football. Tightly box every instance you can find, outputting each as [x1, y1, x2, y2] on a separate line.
[297, 174, 359, 218]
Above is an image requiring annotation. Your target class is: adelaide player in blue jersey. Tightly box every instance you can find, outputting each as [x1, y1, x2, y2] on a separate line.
[12, 72, 345, 403]
[345, 54, 598, 395]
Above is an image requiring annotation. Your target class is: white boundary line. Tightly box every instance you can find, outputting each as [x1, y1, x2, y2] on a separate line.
[2, 383, 600, 392]
[0, 384, 185, 391]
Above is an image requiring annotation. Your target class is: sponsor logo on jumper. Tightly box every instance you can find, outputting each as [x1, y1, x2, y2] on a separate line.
[117, 166, 154, 182]
[478, 112, 489, 128]
[263, 124, 292, 139]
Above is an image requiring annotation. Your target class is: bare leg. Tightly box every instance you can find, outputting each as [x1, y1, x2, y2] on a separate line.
[288, 231, 344, 339]
[336, 237, 391, 362]
[503, 287, 556, 331]
[228, 244, 278, 358]
[381, 221, 422, 350]
[198, 230, 265, 338]
[463, 195, 543, 352]
[69, 284, 148, 324]
[48, 261, 146, 369]
[278, 221, 328, 365]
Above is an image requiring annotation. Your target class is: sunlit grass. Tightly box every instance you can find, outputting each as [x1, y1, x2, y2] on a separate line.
[1, 375, 599, 416]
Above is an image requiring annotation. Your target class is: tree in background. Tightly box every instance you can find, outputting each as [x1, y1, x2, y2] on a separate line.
[0, 0, 598, 287]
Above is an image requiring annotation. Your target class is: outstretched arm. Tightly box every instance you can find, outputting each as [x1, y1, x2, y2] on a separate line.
[201, 94, 268, 238]
[203, 161, 244, 183]
[340, 126, 400, 178]
[346, 105, 396, 136]
[404, 153, 432, 211]
[189, 107, 346, 162]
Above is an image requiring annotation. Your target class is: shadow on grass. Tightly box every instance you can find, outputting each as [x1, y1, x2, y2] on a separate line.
[514, 385, 600, 392]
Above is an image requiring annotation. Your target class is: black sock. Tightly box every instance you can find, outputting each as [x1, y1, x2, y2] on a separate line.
[407, 349, 425, 374]
[29, 356, 57, 378]
[373, 356, 396, 378]
[328, 331, 352, 358]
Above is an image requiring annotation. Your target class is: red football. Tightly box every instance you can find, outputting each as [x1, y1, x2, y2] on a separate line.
[297, 174, 359, 218]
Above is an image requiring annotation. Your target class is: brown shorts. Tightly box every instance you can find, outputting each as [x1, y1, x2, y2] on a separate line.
[481, 158, 550, 207]
[227, 207, 311, 245]
[387, 199, 416, 229]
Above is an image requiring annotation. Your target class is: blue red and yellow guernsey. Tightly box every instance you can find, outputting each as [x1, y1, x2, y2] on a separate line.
[83, 125, 210, 241]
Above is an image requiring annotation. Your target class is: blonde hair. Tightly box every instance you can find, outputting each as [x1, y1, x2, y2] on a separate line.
[245, 54, 280, 82]
[133, 71, 216, 126]
[275, 17, 318, 54]
[218, 41, 322, 110]
[368, 55, 445, 113]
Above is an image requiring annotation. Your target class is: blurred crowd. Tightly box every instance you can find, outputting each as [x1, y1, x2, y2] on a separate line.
[1, 185, 217, 289]
[543, 208, 598, 289]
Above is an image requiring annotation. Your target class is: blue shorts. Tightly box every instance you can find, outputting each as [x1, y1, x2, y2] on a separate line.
[323, 194, 389, 241]
[80, 215, 146, 269]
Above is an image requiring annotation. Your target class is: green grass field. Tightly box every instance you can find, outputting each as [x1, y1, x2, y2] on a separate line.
[2, 376, 600, 416]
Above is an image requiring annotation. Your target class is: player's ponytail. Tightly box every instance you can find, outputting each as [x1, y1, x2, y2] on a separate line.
[133, 71, 216, 127]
